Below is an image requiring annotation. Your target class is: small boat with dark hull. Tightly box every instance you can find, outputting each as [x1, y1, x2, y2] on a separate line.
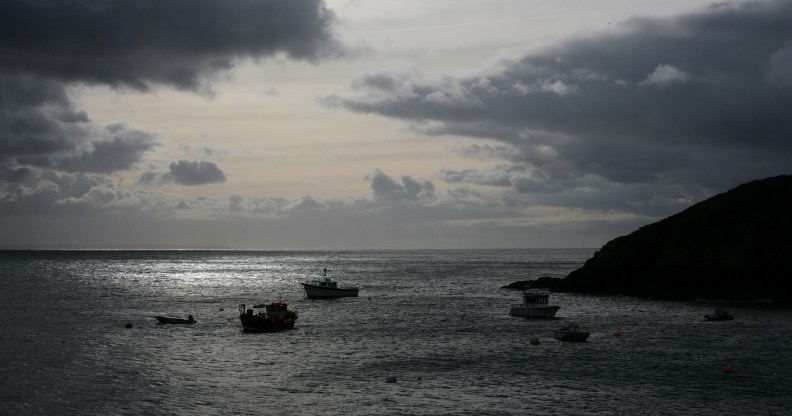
[554, 323, 590, 342]
[509, 289, 560, 319]
[704, 308, 734, 321]
[239, 302, 298, 332]
[301, 268, 359, 299]
[155, 315, 195, 324]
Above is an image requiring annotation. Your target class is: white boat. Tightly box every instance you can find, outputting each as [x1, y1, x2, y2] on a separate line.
[509, 289, 560, 318]
[554, 323, 590, 342]
[301, 268, 359, 299]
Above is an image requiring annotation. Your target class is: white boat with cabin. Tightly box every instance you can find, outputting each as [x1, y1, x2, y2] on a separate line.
[509, 289, 560, 318]
[301, 268, 359, 299]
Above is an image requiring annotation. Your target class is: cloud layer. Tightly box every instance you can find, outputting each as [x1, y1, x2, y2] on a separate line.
[1, 0, 344, 222]
[140, 160, 227, 186]
[2, 167, 640, 249]
[326, 0, 792, 211]
[0, 0, 343, 91]
[3, 0, 789, 249]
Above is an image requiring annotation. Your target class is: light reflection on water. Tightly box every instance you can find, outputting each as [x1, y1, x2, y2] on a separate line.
[1, 249, 791, 415]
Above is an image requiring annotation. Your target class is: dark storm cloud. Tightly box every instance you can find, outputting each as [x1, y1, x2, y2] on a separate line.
[0, 169, 113, 215]
[0, 0, 344, 92]
[1, 0, 343, 172]
[0, 166, 33, 183]
[1, 0, 344, 213]
[54, 125, 159, 173]
[327, 0, 792, 204]
[1, 74, 87, 159]
[1, 72, 160, 174]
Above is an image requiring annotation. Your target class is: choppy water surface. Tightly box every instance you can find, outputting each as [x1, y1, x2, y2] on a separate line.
[1, 250, 791, 415]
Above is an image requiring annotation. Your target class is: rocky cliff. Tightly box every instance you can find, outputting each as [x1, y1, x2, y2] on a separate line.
[556, 175, 792, 300]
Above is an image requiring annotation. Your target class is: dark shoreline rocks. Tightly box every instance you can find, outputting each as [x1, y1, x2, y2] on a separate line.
[507, 176, 792, 301]
[501, 280, 531, 290]
[501, 277, 564, 291]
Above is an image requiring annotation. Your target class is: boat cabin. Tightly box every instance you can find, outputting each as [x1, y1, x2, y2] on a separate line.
[264, 303, 290, 315]
[308, 268, 338, 288]
[309, 278, 338, 288]
[521, 290, 551, 306]
[240, 302, 295, 318]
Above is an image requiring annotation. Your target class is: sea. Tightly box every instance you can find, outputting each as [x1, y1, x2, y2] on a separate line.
[1, 249, 791, 415]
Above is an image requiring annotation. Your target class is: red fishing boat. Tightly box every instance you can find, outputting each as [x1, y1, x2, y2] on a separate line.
[239, 302, 298, 331]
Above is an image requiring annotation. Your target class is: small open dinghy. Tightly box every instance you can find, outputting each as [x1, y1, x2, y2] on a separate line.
[155, 315, 196, 324]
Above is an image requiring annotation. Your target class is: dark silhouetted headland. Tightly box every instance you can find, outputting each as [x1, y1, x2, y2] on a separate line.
[524, 175, 792, 300]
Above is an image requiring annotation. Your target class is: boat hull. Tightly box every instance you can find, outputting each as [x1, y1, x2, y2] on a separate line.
[155, 316, 195, 324]
[554, 331, 590, 342]
[301, 283, 359, 299]
[509, 305, 560, 319]
[239, 314, 296, 332]
[704, 315, 734, 321]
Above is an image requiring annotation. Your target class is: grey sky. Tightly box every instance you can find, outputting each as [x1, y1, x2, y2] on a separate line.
[0, 0, 788, 249]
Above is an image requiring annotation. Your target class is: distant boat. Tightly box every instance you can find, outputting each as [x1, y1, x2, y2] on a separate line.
[155, 315, 195, 324]
[704, 308, 734, 321]
[239, 302, 298, 332]
[554, 323, 590, 342]
[301, 268, 359, 299]
[509, 289, 560, 318]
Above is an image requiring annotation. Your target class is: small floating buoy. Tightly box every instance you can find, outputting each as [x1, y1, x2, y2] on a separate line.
[612, 330, 621, 337]
[125, 323, 133, 328]
[530, 336, 540, 345]
[386, 376, 397, 383]
[218, 308, 224, 312]
[723, 365, 734, 373]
